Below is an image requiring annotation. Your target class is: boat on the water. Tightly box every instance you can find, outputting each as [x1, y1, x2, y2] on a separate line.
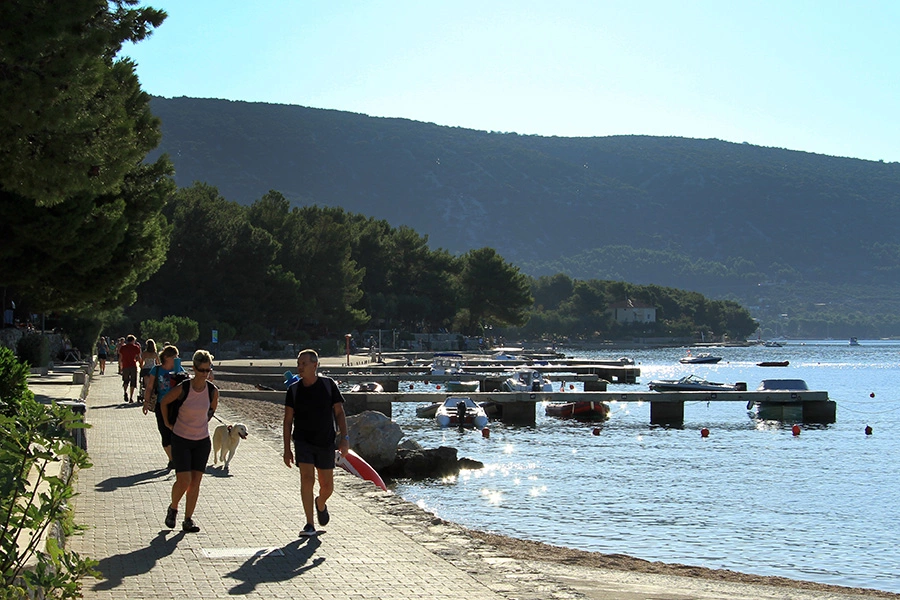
[679, 352, 723, 364]
[500, 368, 554, 392]
[349, 381, 384, 392]
[430, 352, 466, 375]
[445, 380, 480, 392]
[748, 379, 810, 420]
[757, 361, 789, 367]
[435, 397, 489, 429]
[849, 337, 860, 346]
[415, 401, 441, 419]
[545, 400, 609, 420]
[648, 374, 742, 392]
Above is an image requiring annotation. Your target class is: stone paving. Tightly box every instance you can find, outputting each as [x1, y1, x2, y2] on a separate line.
[61, 366, 525, 600]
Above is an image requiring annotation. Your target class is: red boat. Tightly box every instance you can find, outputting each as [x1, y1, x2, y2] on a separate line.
[545, 400, 609, 420]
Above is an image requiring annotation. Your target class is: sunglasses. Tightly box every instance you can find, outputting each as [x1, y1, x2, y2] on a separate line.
[195, 367, 213, 373]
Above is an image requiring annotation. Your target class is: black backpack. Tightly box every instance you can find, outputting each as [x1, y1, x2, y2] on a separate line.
[168, 379, 217, 425]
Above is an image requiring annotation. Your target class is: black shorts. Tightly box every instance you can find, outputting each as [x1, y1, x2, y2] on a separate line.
[121, 366, 137, 387]
[155, 406, 172, 447]
[294, 439, 335, 470]
[171, 433, 211, 473]
[98, 352, 107, 359]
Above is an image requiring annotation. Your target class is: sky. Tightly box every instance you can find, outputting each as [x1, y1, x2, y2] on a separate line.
[121, 0, 900, 163]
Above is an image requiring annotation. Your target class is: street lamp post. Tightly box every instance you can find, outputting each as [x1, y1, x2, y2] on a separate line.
[345, 333, 351, 366]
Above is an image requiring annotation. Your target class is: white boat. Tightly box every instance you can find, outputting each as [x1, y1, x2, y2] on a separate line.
[491, 346, 523, 361]
[849, 337, 860, 346]
[749, 379, 810, 420]
[349, 382, 383, 393]
[445, 380, 480, 392]
[649, 374, 743, 392]
[435, 397, 489, 429]
[500, 368, 554, 392]
[679, 352, 722, 364]
[430, 353, 466, 375]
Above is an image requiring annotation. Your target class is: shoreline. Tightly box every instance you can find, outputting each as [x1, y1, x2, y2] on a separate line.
[218, 390, 897, 599]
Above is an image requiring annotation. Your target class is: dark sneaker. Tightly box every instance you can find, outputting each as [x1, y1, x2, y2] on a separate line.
[315, 496, 330, 526]
[299, 523, 317, 537]
[165, 506, 177, 529]
[123, 391, 129, 403]
[182, 518, 200, 533]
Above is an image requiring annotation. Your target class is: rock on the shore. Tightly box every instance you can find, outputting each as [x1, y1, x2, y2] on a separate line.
[381, 446, 484, 479]
[346, 410, 403, 469]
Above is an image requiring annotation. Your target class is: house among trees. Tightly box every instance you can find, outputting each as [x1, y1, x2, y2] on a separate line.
[608, 299, 657, 324]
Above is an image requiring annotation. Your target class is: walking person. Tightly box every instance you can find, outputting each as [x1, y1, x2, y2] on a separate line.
[96, 336, 109, 374]
[139, 339, 159, 402]
[283, 349, 349, 536]
[118, 335, 142, 403]
[160, 349, 218, 533]
[143, 345, 186, 470]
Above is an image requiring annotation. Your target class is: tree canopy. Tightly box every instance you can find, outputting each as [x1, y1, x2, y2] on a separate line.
[0, 0, 172, 315]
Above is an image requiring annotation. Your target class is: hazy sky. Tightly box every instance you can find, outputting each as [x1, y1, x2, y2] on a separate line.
[122, 0, 900, 163]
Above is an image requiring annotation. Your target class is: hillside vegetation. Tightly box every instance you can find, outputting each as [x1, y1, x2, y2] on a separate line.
[147, 97, 900, 337]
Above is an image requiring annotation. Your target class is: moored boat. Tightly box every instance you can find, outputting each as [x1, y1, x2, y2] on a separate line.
[748, 379, 810, 420]
[435, 397, 489, 429]
[445, 380, 480, 392]
[679, 352, 722, 364]
[430, 353, 466, 375]
[500, 368, 554, 392]
[757, 361, 789, 367]
[349, 381, 384, 392]
[545, 400, 609, 420]
[648, 374, 742, 392]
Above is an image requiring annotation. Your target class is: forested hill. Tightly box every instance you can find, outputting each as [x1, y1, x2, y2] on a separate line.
[147, 96, 900, 333]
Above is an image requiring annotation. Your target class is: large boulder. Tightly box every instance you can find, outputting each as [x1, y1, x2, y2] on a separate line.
[346, 411, 403, 469]
[382, 446, 481, 479]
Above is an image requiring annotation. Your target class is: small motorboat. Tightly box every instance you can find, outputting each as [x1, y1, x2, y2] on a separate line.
[445, 380, 480, 392]
[435, 397, 489, 429]
[429, 353, 466, 376]
[649, 374, 743, 392]
[349, 381, 384, 392]
[757, 361, 789, 367]
[500, 368, 554, 392]
[679, 352, 722, 364]
[415, 401, 441, 419]
[545, 400, 609, 420]
[749, 379, 810, 420]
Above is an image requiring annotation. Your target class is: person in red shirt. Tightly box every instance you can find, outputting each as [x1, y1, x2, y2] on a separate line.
[118, 334, 143, 403]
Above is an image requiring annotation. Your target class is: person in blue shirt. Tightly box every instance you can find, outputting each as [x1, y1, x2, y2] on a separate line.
[143, 345, 186, 471]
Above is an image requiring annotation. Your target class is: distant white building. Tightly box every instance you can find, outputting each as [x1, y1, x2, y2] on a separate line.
[608, 299, 657, 324]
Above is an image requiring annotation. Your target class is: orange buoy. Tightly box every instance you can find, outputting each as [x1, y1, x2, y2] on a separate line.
[700, 427, 710, 438]
[870, 392, 875, 398]
[592, 427, 601, 436]
[569, 384, 575, 390]
[865, 425, 873, 435]
[424, 380, 429, 385]
[436, 384, 441, 389]
[482, 427, 490, 438]
[409, 384, 414, 390]
[791, 424, 801, 436]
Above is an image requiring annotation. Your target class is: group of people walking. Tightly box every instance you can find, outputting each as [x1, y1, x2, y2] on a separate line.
[95, 338, 348, 538]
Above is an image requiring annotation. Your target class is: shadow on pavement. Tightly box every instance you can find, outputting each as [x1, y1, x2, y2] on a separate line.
[226, 538, 324, 595]
[95, 469, 169, 492]
[92, 531, 185, 591]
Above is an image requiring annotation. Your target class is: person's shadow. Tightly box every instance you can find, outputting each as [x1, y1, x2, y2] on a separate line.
[95, 469, 168, 492]
[92, 530, 185, 591]
[225, 537, 324, 594]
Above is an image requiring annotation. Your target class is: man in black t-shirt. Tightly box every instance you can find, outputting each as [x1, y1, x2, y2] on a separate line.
[283, 349, 349, 536]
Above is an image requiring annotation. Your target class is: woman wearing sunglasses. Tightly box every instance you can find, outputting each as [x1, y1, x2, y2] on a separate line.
[160, 349, 218, 533]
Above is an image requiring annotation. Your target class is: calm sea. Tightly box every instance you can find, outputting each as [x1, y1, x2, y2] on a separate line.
[389, 341, 900, 593]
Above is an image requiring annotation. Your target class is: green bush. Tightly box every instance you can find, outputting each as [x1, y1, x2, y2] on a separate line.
[16, 334, 50, 369]
[0, 347, 30, 416]
[0, 353, 97, 598]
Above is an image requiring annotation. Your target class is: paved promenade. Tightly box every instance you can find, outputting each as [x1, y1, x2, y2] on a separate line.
[58, 366, 546, 600]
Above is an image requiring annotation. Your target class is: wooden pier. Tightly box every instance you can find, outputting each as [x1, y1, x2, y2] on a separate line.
[216, 386, 836, 427]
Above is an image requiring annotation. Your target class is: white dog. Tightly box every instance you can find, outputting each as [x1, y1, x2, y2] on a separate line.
[212, 423, 249, 471]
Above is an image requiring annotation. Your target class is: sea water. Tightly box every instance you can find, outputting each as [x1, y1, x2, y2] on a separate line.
[389, 341, 900, 593]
